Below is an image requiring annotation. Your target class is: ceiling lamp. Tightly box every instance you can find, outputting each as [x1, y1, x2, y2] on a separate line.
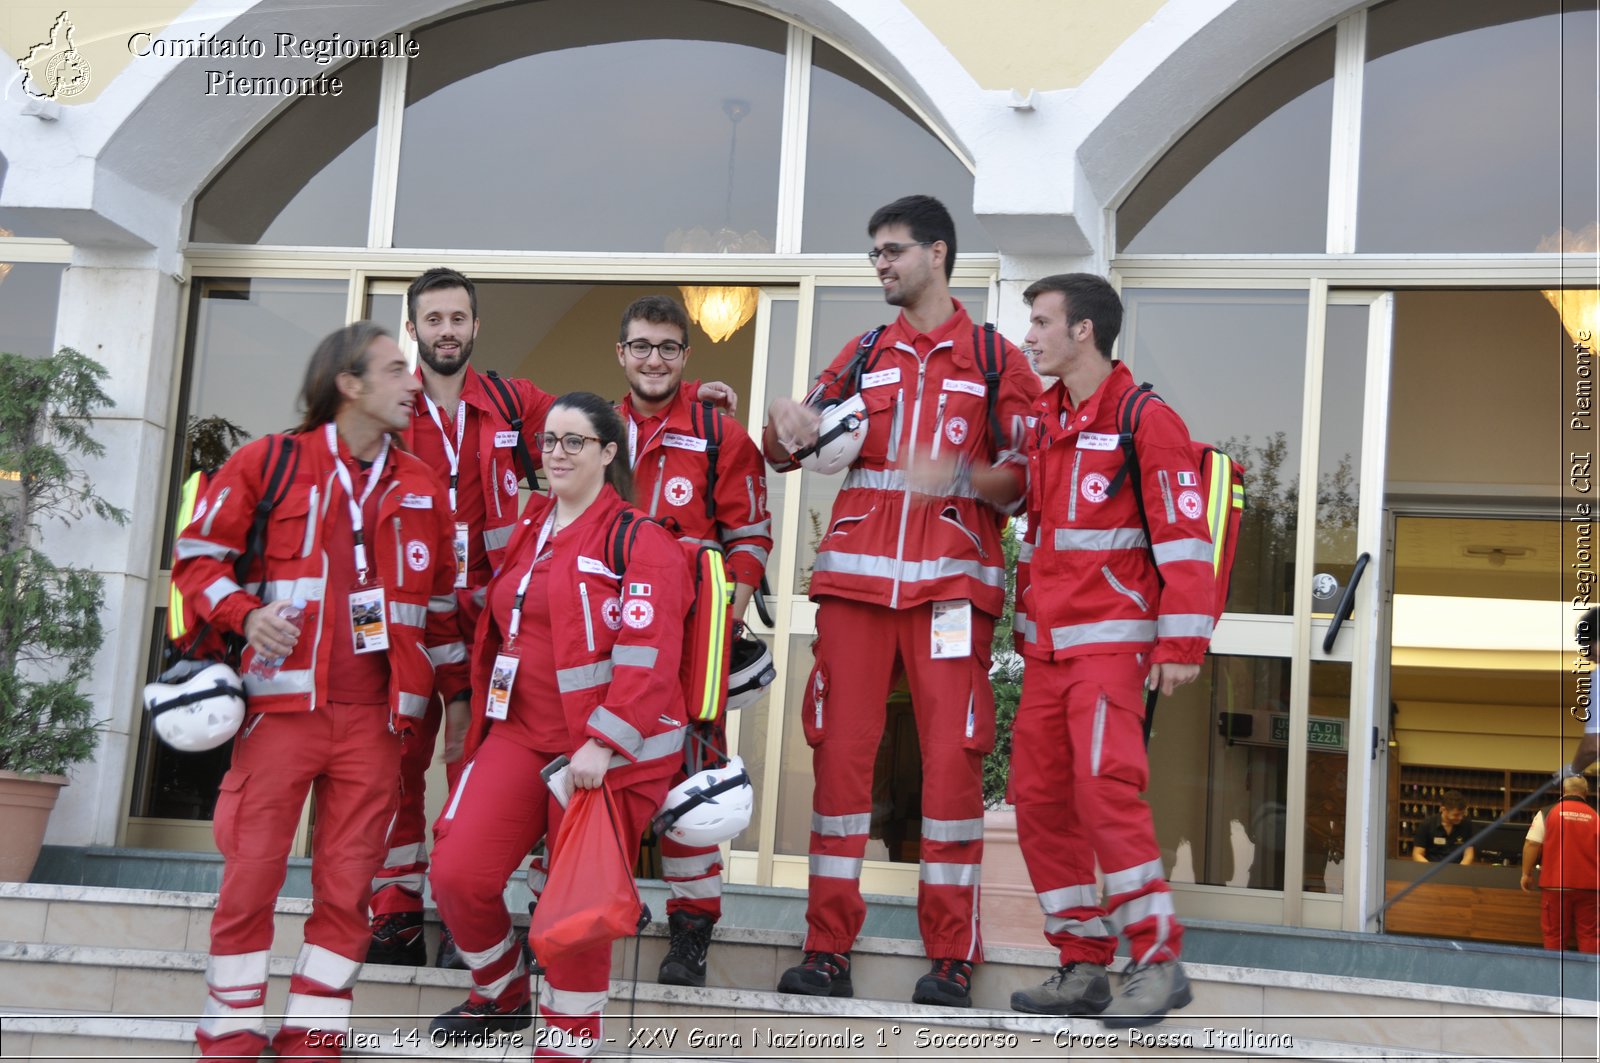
[1538, 226, 1600, 343]
[666, 99, 767, 344]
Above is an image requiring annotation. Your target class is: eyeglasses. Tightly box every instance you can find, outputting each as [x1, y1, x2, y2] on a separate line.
[866, 241, 933, 265]
[622, 339, 686, 361]
[535, 432, 602, 455]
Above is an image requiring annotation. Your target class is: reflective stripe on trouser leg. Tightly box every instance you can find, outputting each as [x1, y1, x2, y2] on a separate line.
[1104, 857, 1181, 966]
[536, 981, 608, 1060]
[196, 950, 269, 1057]
[660, 837, 724, 920]
[372, 693, 442, 915]
[274, 943, 361, 1055]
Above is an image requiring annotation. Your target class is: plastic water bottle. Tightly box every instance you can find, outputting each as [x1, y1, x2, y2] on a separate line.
[248, 597, 307, 680]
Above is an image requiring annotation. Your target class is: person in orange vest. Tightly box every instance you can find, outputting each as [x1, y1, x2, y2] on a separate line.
[1522, 774, 1600, 953]
[172, 323, 463, 1059]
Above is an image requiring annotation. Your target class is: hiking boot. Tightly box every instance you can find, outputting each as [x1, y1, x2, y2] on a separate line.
[366, 911, 425, 967]
[1098, 960, 1192, 1028]
[776, 950, 853, 997]
[1010, 962, 1111, 1015]
[430, 996, 533, 1040]
[434, 924, 468, 970]
[912, 958, 974, 1007]
[657, 911, 714, 987]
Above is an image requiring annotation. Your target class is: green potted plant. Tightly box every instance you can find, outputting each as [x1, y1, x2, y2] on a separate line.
[0, 347, 127, 880]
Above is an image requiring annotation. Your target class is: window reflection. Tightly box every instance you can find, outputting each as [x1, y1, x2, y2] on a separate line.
[1359, 0, 1600, 252]
[190, 61, 379, 246]
[1121, 288, 1308, 615]
[0, 262, 66, 358]
[1118, 32, 1334, 254]
[394, 0, 784, 252]
[1312, 305, 1370, 610]
[803, 42, 989, 253]
[0, 154, 54, 238]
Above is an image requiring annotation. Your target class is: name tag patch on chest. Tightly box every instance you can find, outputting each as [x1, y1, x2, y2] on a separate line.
[577, 555, 620, 580]
[663, 432, 707, 452]
[494, 431, 520, 448]
[942, 378, 985, 398]
[1077, 432, 1120, 451]
[861, 368, 901, 388]
[400, 493, 434, 509]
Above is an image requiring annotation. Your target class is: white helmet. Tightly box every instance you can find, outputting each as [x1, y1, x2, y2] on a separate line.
[726, 630, 776, 712]
[143, 660, 246, 752]
[653, 757, 753, 847]
[795, 393, 868, 475]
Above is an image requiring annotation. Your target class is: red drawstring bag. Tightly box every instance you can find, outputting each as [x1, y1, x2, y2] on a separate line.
[530, 782, 643, 967]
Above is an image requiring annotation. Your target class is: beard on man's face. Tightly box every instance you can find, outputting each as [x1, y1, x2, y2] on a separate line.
[418, 336, 473, 376]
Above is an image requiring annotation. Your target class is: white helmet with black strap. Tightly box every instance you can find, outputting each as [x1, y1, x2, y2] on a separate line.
[726, 623, 776, 712]
[792, 392, 868, 475]
[142, 659, 247, 752]
[653, 756, 754, 847]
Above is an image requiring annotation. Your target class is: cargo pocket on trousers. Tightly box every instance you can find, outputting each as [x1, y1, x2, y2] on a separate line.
[212, 769, 249, 856]
[801, 653, 828, 749]
[961, 644, 998, 754]
[1088, 689, 1149, 791]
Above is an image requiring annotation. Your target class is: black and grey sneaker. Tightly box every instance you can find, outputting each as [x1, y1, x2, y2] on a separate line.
[434, 924, 468, 970]
[367, 911, 425, 967]
[777, 950, 853, 997]
[1099, 960, 1192, 1028]
[1010, 962, 1112, 1015]
[430, 996, 533, 1040]
[657, 911, 714, 987]
[912, 957, 974, 1007]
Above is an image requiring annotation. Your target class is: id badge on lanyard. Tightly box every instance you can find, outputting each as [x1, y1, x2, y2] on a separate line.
[492, 512, 556, 721]
[453, 522, 470, 589]
[326, 424, 392, 654]
[348, 585, 389, 653]
[930, 599, 972, 660]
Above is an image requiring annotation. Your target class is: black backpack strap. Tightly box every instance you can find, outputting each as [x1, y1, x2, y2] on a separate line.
[974, 323, 1005, 457]
[482, 371, 545, 494]
[607, 508, 653, 577]
[809, 326, 885, 408]
[243, 434, 299, 580]
[694, 400, 721, 521]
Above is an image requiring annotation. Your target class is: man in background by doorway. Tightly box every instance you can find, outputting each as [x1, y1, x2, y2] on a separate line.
[1521, 774, 1600, 953]
[1410, 790, 1475, 864]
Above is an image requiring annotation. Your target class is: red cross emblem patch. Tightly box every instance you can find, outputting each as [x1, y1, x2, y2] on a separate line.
[601, 597, 623, 630]
[406, 540, 430, 571]
[1080, 472, 1110, 504]
[623, 599, 655, 630]
[945, 416, 969, 446]
[665, 476, 694, 507]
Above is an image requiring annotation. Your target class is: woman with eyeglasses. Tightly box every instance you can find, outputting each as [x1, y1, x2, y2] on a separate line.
[427, 391, 690, 1054]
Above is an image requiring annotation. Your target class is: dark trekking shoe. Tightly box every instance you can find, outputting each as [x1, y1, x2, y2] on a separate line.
[1010, 962, 1112, 1015]
[434, 924, 467, 970]
[657, 911, 714, 987]
[912, 957, 974, 1007]
[777, 950, 853, 997]
[366, 911, 425, 967]
[429, 996, 533, 1039]
[1099, 960, 1192, 1027]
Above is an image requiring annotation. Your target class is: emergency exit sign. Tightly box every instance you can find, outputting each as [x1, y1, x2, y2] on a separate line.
[1270, 714, 1346, 751]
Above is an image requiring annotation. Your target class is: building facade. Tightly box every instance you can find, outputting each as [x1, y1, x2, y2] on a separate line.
[1, 0, 1593, 947]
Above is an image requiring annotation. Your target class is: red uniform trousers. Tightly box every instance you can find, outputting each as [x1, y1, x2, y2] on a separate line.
[802, 597, 994, 961]
[198, 702, 402, 1061]
[370, 586, 479, 917]
[1012, 653, 1182, 968]
[1540, 889, 1600, 953]
[660, 720, 727, 922]
[430, 731, 667, 1060]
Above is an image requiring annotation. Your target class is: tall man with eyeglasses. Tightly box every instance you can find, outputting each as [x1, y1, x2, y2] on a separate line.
[762, 195, 1040, 1007]
[613, 294, 771, 987]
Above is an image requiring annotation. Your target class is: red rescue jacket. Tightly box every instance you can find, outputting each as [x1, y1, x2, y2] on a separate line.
[1016, 362, 1215, 665]
[463, 487, 690, 785]
[171, 430, 465, 733]
[1540, 796, 1600, 890]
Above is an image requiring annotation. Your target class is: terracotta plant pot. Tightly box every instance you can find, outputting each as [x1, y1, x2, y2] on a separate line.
[0, 770, 68, 882]
[979, 803, 1050, 949]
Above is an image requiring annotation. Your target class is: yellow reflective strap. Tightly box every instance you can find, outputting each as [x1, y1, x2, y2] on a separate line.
[696, 557, 731, 721]
[168, 471, 205, 641]
[1204, 451, 1230, 576]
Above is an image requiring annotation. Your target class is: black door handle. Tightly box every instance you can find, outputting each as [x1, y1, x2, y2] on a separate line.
[1322, 552, 1370, 654]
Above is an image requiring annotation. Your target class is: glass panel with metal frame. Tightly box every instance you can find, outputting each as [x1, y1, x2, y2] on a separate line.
[393, 0, 785, 253]
[1116, 31, 1334, 254]
[0, 261, 66, 358]
[1311, 303, 1370, 617]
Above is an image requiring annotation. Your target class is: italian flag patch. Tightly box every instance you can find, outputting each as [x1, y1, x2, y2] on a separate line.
[1177, 471, 1198, 487]
[627, 581, 652, 597]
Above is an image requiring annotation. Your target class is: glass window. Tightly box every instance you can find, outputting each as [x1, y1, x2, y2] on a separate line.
[1149, 654, 1291, 890]
[759, 298, 799, 590]
[190, 62, 380, 246]
[0, 262, 66, 358]
[803, 42, 989, 253]
[0, 154, 55, 238]
[1121, 288, 1308, 615]
[1312, 304, 1370, 612]
[394, 0, 785, 253]
[1358, 0, 1599, 252]
[1117, 32, 1334, 254]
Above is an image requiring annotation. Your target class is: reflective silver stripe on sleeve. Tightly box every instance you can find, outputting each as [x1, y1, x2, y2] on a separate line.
[200, 487, 229, 538]
[920, 861, 981, 887]
[175, 538, 238, 562]
[587, 705, 645, 759]
[389, 602, 427, 628]
[1054, 527, 1149, 551]
[1153, 538, 1214, 566]
[1049, 619, 1157, 650]
[557, 660, 613, 693]
[611, 644, 659, 670]
[204, 577, 244, 609]
[1017, 540, 1035, 564]
[293, 944, 362, 992]
[679, 535, 722, 551]
[429, 593, 458, 614]
[397, 692, 430, 718]
[721, 519, 773, 541]
[1103, 857, 1166, 897]
[812, 551, 1004, 590]
[1038, 884, 1100, 912]
[728, 544, 770, 566]
[921, 816, 986, 843]
[842, 466, 983, 500]
[261, 577, 327, 604]
[1158, 469, 1176, 523]
[1157, 613, 1215, 639]
[606, 725, 686, 768]
[427, 641, 468, 666]
[482, 524, 513, 552]
[1045, 914, 1111, 938]
[1067, 450, 1082, 523]
[809, 854, 864, 880]
[812, 811, 872, 837]
[242, 668, 314, 697]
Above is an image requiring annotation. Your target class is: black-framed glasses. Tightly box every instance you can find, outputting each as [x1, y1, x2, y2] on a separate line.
[535, 432, 602, 455]
[866, 241, 933, 265]
[622, 339, 686, 361]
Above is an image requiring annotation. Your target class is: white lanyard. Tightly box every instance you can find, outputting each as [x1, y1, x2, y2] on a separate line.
[325, 423, 390, 585]
[506, 512, 557, 644]
[626, 412, 668, 469]
[424, 394, 467, 513]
